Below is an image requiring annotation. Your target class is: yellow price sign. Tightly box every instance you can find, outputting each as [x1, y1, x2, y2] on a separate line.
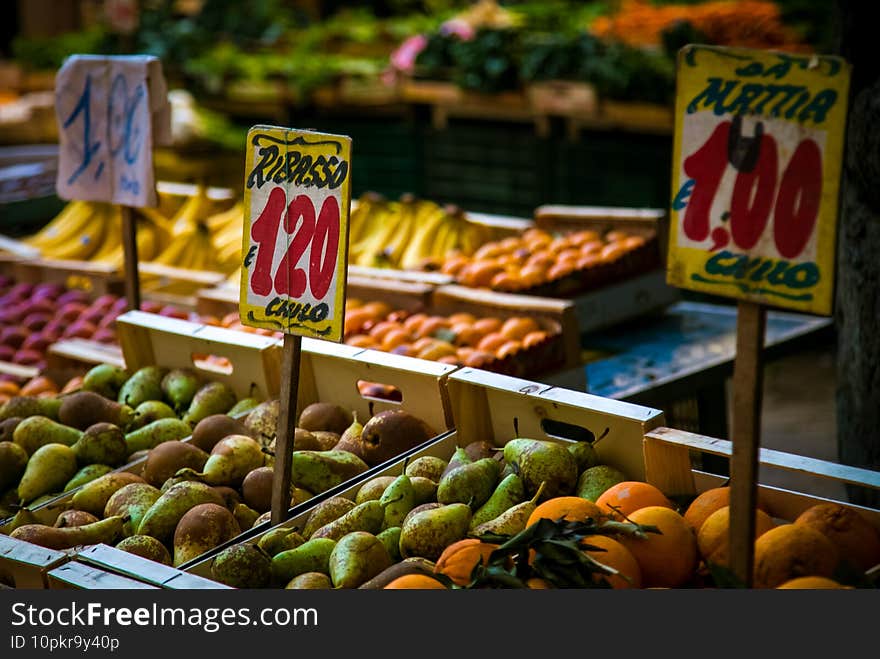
[667, 45, 851, 316]
[239, 126, 352, 340]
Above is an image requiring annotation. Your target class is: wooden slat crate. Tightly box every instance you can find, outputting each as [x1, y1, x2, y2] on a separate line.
[47, 560, 161, 590]
[72, 544, 230, 589]
[0, 534, 69, 589]
[11, 258, 126, 297]
[643, 426, 880, 531]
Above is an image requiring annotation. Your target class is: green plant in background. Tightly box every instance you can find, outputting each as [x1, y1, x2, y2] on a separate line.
[448, 28, 521, 93]
[11, 27, 112, 71]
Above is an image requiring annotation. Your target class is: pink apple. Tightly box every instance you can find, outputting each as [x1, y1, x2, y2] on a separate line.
[62, 319, 97, 339]
[111, 297, 130, 313]
[21, 333, 51, 353]
[97, 310, 120, 330]
[18, 298, 56, 317]
[0, 344, 15, 361]
[12, 348, 43, 365]
[78, 307, 106, 327]
[32, 282, 65, 299]
[0, 326, 27, 349]
[92, 328, 117, 344]
[90, 294, 119, 311]
[141, 300, 164, 313]
[56, 289, 90, 306]
[22, 312, 51, 332]
[57, 302, 88, 323]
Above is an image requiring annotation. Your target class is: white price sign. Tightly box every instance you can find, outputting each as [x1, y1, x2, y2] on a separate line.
[54, 54, 171, 208]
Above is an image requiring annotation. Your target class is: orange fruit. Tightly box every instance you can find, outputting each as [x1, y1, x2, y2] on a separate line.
[576, 255, 602, 270]
[476, 332, 507, 353]
[794, 502, 880, 571]
[605, 230, 630, 242]
[753, 523, 840, 589]
[463, 350, 496, 368]
[459, 261, 505, 287]
[440, 255, 470, 277]
[447, 312, 477, 325]
[525, 252, 555, 270]
[495, 340, 522, 360]
[490, 271, 521, 291]
[518, 265, 546, 288]
[526, 496, 604, 528]
[595, 481, 674, 520]
[381, 328, 413, 351]
[696, 505, 776, 567]
[599, 243, 627, 262]
[60, 375, 84, 394]
[776, 576, 851, 589]
[0, 380, 20, 396]
[434, 539, 498, 586]
[450, 323, 483, 348]
[546, 262, 576, 281]
[579, 240, 605, 256]
[499, 317, 539, 341]
[472, 317, 503, 335]
[617, 506, 698, 588]
[368, 320, 400, 342]
[411, 336, 438, 353]
[582, 534, 642, 589]
[525, 577, 553, 589]
[683, 486, 771, 534]
[384, 574, 448, 589]
[415, 316, 451, 339]
[344, 308, 374, 335]
[359, 301, 392, 321]
[522, 330, 549, 350]
[416, 341, 457, 361]
[403, 312, 428, 333]
[621, 235, 646, 250]
[20, 376, 58, 397]
[345, 334, 376, 349]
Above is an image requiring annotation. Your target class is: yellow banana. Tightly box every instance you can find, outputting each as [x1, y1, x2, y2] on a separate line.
[399, 205, 448, 270]
[42, 205, 109, 260]
[25, 201, 103, 251]
[170, 185, 212, 236]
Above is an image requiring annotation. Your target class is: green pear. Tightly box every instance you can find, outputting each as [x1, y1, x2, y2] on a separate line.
[471, 482, 546, 537]
[160, 368, 201, 413]
[117, 366, 167, 408]
[63, 463, 114, 492]
[13, 416, 82, 455]
[503, 438, 578, 500]
[355, 476, 395, 504]
[129, 400, 177, 431]
[310, 500, 384, 541]
[569, 440, 600, 473]
[302, 496, 357, 539]
[197, 434, 265, 487]
[291, 450, 369, 495]
[136, 480, 226, 546]
[376, 526, 402, 562]
[271, 537, 337, 585]
[104, 482, 162, 537]
[142, 441, 209, 489]
[411, 476, 438, 505]
[58, 391, 134, 431]
[17, 443, 78, 504]
[227, 398, 261, 417]
[211, 543, 272, 588]
[0, 395, 62, 422]
[379, 467, 416, 531]
[124, 418, 192, 456]
[233, 502, 261, 531]
[182, 381, 237, 427]
[0, 441, 28, 491]
[172, 502, 240, 567]
[405, 455, 448, 482]
[440, 446, 472, 478]
[258, 527, 305, 557]
[399, 502, 472, 561]
[469, 471, 526, 530]
[70, 471, 146, 517]
[10, 515, 125, 550]
[243, 399, 280, 446]
[329, 531, 392, 589]
[81, 363, 130, 400]
[332, 412, 366, 460]
[72, 422, 128, 467]
[285, 572, 332, 589]
[436, 457, 500, 509]
[115, 535, 172, 565]
[576, 465, 628, 502]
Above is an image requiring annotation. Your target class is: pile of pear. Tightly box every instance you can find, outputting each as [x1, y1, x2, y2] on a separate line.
[207, 436, 630, 589]
[2, 396, 439, 571]
[0, 363, 255, 527]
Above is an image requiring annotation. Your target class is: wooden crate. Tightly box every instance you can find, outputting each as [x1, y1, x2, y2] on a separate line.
[643, 427, 880, 532]
[11, 258, 126, 297]
[115, 310, 282, 402]
[447, 367, 665, 481]
[72, 544, 230, 589]
[0, 534, 69, 589]
[46, 561, 161, 590]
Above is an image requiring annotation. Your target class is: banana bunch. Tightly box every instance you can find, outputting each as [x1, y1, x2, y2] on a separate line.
[209, 201, 246, 275]
[24, 200, 118, 261]
[348, 192, 495, 270]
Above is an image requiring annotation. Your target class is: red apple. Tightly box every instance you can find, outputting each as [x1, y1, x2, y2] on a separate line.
[43, 318, 67, 337]
[158, 306, 189, 320]
[78, 307, 106, 327]
[0, 326, 27, 349]
[22, 312, 51, 332]
[111, 296, 130, 313]
[97, 310, 120, 330]
[90, 294, 119, 311]
[19, 298, 56, 317]
[12, 348, 43, 365]
[8, 283, 34, 299]
[57, 302, 89, 323]
[32, 282, 65, 299]
[21, 333, 51, 353]
[56, 289, 90, 306]
[41, 327, 62, 343]
[141, 300, 164, 313]
[92, 328, 117, 344]
[62, 319, 97, 339]
[0, 344, 15, 361]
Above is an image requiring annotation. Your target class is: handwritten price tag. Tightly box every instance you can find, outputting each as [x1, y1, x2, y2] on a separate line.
[667, 45, 850, 315]
[54, 55, 170, 207]
[239, 126, 352, 340]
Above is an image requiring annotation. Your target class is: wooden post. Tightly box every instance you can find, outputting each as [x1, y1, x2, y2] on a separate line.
[729, 300, 766, 586]
[120, 206, 140, 311]
[270, 334, 302, 526]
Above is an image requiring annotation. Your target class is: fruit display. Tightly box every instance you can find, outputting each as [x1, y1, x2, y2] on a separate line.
[2, 395, 438, 569]
[196, 434, 879, 590]
[0, 362, 251, 525]
[342, 298, 566, 376]
[349, 192, 499, 270]
[430, 225, 660, 296]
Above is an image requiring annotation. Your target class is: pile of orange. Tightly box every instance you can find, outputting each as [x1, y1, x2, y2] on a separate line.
[341, 299, 554, 368]
[435, 227, 647, 293]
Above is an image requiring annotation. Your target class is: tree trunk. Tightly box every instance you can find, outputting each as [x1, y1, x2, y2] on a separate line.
[835, 1, 880, 506]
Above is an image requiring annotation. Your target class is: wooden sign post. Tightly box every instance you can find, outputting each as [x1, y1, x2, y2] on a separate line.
[239, 126, 352, 526]
[54, 54, 171, 310]
[667, 45, 850, 586]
